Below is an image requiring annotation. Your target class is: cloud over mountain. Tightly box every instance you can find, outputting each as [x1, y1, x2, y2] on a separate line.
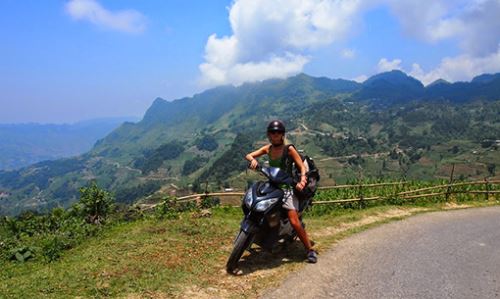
[199, 0, 362, 86]
[200, 0, 500, 87]
[386, 0, 500, 84]
[377, 58, 403, 73]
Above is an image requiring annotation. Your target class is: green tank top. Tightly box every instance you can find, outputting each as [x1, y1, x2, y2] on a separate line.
[268, 145, 285, 169]
[268, 145, 291, 189]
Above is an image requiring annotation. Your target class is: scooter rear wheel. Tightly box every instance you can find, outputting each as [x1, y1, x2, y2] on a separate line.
[226, 230, 253, 274]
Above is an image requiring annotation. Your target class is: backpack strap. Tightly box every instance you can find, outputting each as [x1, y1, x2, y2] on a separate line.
[281, 144, 295, 176]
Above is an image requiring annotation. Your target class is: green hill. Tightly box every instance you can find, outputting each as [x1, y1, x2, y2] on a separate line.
[356, 70, 425, 102]
[0, 72, 499, 215]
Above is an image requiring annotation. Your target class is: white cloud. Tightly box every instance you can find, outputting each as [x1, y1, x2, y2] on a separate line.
[200, 52, 309, 86]
[353, 75, 368, 83]
[341, 48, 356, 59]
[384, 0, 500, 84]
[200, 0, 364, 87]
[361, 0, 500, 84]
[385, 0, 500, 56]
[65, 0, 147, 34]
[377, 58, 403, 72]
[384, 1, 461, 42]
[200, 0, 500, 87]
[370, 46, 500, 85]
[409, 47, 500, 85]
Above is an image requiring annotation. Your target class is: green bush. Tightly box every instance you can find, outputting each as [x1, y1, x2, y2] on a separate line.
[40, 235, 66, 262]
[155, 196, 179, 219]
[77, 181, 115, 224]
[195, 135, 218, 151]
[182, 156, 208, 176]
[177, 201, 198, 212]
[200, 196, 220, 209]
[0, 181, 112, 263]
[9, 246, 34, 262]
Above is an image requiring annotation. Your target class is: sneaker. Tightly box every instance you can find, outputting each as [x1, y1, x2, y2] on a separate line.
[307, 250, 318, 263]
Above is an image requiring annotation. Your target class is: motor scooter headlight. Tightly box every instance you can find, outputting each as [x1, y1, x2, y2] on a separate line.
[255, 198, 279, 212]
[244, 189, 253, 208]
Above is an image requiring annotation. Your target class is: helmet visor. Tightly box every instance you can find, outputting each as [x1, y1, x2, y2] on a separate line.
[267, 127, 284, 133]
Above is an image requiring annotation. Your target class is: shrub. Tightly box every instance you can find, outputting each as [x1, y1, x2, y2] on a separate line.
[155, 196, 178, 219]
[40, 235, 66, 262]
[9, 246, 34, 262]
[77, 181, 115, 225]
[195, 135, 218, 151]
[200, 196, 220, 209]
[182, 157, 208, 176]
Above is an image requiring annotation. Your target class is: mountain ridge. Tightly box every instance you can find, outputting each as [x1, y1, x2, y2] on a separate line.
[0, 71, 499, 215]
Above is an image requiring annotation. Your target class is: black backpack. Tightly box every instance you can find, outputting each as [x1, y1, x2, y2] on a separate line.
[281, 144, 320, 200]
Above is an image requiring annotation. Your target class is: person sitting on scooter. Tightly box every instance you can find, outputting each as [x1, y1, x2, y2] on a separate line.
[245, 120, 318, 263]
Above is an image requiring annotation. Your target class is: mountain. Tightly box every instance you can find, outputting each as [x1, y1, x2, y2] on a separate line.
[0, 72, 499, 216]
[426, 73, 500, 102]
[427, 79, 450, 87]
[0, 117, 138, 170]
[356, 70, 425, 102]
[471, 73, 500, 84]
[91, 74, 361, 161]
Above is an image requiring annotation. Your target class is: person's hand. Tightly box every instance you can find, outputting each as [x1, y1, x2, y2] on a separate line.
[249, 159, 259, 170]
[296, 176, 307, 191]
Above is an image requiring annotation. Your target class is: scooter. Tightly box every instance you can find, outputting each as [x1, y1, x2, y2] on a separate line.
[226, 165, 311, 274]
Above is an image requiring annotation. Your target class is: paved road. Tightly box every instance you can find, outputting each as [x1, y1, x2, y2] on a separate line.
[263, 207, 500, 299]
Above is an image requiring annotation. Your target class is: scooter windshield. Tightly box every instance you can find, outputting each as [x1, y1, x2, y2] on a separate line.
[261, 167, 294, 186]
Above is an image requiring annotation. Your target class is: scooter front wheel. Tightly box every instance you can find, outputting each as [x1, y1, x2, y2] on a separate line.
[226, 230, 254, 274]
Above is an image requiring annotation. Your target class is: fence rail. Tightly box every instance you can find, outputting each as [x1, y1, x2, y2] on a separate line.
[318, 181, 406, 190]
[138, 178, 499, 210]
[314, 179, 499, 205]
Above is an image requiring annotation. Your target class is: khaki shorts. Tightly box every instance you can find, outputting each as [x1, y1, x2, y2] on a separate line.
[282, 189, 300, 211]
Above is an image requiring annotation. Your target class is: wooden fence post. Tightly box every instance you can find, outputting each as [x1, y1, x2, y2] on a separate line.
[445, 164, 455, 201]
[484, 177, 490, 201]
[200, 181, 209, 207]
[357, 170, 365, 209]
[358, 182, 365, 208]
[392, 180, 402, 203]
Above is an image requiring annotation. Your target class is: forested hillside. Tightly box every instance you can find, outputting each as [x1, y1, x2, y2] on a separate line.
[0, 71, 499, 215]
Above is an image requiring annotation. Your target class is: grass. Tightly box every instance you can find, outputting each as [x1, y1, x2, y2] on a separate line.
[0, 207, 240, 298]
[1, 197, 499, 298]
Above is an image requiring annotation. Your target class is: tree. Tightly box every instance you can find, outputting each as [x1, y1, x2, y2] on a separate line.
[196, 135, 218, 151]
[487, 164, 496, 177]
[78, 181, 115, 224]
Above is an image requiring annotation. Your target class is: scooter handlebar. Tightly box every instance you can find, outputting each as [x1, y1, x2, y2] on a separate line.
[248, 163, 297, 188]
[247, 161, 262, 172]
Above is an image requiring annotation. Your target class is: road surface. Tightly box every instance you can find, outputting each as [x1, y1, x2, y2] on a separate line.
[263, 206, 500, 299]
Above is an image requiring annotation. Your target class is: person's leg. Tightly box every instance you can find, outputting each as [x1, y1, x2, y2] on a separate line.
[287, 209, 312, 251]
[282, 189, 317, 262]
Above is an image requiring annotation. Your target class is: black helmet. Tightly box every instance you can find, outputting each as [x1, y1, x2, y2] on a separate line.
[267, 120, 285, 133]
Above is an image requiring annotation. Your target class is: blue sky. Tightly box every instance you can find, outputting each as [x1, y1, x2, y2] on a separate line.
[1, 0, 499, 123]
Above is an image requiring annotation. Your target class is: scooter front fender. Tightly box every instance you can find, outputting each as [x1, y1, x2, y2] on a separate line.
[240, 218, 258, 234]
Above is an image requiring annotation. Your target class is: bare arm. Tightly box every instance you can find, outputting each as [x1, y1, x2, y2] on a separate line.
[245, 145, 270, 169]
[288, 146, 307, 191]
